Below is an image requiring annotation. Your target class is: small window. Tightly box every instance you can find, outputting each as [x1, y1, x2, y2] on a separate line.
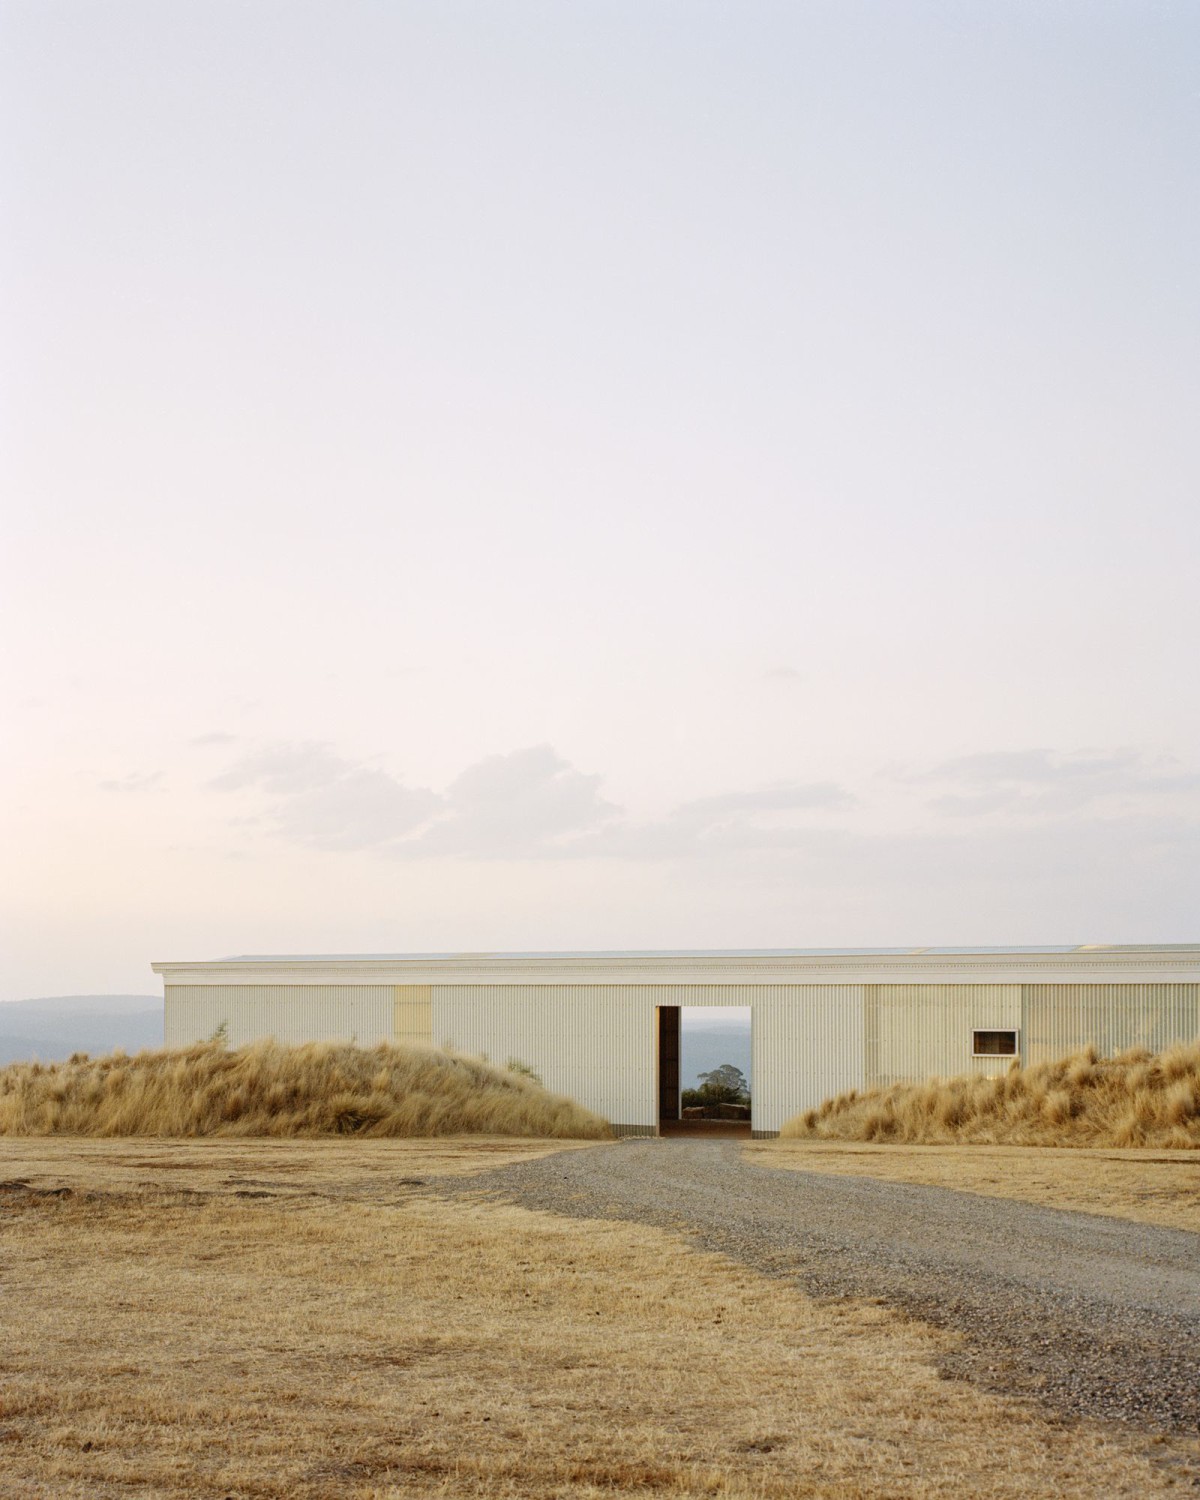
[973, 1029, 1018, 1057]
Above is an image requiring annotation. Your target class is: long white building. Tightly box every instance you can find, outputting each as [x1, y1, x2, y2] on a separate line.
[153, 945, 1200, 1136]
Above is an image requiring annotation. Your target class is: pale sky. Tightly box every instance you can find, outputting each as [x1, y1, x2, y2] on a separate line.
[3, 2, 1198, 1001]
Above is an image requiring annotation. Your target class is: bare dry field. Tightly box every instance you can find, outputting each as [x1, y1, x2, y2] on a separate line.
[745, 1140, 1200, 1234]
[1, 1137, 1196, 1499]
[0, 1133, 600, 1194]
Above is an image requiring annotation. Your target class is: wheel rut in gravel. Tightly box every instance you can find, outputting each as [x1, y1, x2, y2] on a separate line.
[437, 1138, 1200, 1435]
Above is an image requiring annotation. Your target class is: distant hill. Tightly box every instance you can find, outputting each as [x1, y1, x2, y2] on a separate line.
[0, 996, 163, 1065]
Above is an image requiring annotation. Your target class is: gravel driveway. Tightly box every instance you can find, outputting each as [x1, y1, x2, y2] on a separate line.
[438, 1138, 1200, 1434]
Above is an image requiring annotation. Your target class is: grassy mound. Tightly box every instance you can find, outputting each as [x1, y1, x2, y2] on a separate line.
[781, 1041, 1200, 1149]
[0, 1040, 611, 1139]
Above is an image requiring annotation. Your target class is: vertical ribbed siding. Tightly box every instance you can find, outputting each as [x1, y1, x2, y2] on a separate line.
[434, 984, 657, 1128]
[432, 983, 867, 1132]
[394, 985, 433, 1046]
[865, 985, 1021, 1088]
[164, 985, 393, 1048]
[750, 985, 864, 1134]
[1022, 984, 1200, 1064]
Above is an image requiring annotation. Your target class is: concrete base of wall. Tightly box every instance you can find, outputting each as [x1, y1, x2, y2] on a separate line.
[610, 1124, 657, 1138]
[751, 1129, 780, 1139]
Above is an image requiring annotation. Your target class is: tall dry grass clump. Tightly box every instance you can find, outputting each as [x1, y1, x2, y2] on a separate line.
[0, 1040, 611, 1139]
[781, 1041, 1200, 1148]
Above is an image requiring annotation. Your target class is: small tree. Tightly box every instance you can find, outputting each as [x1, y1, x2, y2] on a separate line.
[687, 1062, 750, 1106]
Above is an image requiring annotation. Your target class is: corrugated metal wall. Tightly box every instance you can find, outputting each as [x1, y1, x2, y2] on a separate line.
[1022, 984, 1200, 1065]
[432, 983, 864, 1132]
[751, 985, 864, 1134]
[865, 984, 1021, 1088]
[434, 984, 657, 1128]
[163, 977, 1200, 1131]
[164, 985, 393, 1048]
[394, 985, 433, 1046]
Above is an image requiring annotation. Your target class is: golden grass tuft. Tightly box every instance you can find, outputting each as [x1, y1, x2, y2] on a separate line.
[0, 1040, 610, 1139]
[782, 1041, 1200, 1148]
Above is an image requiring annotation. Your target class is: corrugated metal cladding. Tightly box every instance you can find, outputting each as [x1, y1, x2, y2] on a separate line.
[435, 984, 657, 1130]
[865, 985, 1021, 1088]
[432, 983, 863, 1132]
[164, 985, 393, 1049]
[154, 950, 1200, 1135]
[394, 986, 432, 1047]
[1023, 985, 1200, 1065]
[750, 986, 864, 1133]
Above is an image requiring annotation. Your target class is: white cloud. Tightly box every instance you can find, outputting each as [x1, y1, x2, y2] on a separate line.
[98, 771, 162, 793]
[275, 770, 443, 852]
[671, 783, 853, 822]
[211, 742, 351, 797]
[582, 781, 856, 860]
[407, 745, 620, 858]
[208, 743, 853, 862]
[210, 743, 441, 851]
[915, 749, 1200, 817]
[205, 738, 1200, 915]
[209, 742, 617, 858]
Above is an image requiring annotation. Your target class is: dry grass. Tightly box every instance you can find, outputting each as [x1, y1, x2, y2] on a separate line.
[0, 1133, 605, 1194]
[0, 1139, 1196, 1498]
[0, 1040, 609, 1139]
[782, 1041, 1200, 1149]
[746, 1140, 1200, 1234]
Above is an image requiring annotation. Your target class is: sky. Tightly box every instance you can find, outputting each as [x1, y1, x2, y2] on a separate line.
[2, 1, 1198, 1002]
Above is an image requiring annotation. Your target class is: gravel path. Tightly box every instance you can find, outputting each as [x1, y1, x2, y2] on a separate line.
[437, 1138, 1200, 1434]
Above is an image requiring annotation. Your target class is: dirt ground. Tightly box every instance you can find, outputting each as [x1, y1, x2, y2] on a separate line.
[0, 1136, 1196, 1499]
[745, 1139, 1200, 1233]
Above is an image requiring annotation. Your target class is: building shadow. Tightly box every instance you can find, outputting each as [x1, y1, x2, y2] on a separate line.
[658, 1118, 752, 1139]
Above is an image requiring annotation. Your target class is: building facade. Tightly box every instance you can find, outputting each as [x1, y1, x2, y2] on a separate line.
[152, 946, 1200, 1136]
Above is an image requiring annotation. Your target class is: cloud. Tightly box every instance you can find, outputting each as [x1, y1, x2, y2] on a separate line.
[275, 770, 443, 852]
[670, 783, 852, 823]
[210, 742, 617, 858]
[206, 739, 1200, 894]
[208, 743, 850, 862]
[584, 781, 856, 859]
[407, 746, 620, 858]
[189, 732, 239, 747]
[914, 749, 1200, 817]
[210, 742, 350, 796]
[210, 742, 441, 851]
[98, 771, 162, 793]
[762, 666, 804, 683]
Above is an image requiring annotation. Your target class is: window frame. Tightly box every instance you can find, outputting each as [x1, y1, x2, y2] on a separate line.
[972, 1028, 1019, 1058]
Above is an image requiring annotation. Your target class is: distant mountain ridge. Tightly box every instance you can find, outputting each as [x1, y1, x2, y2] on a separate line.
[0, 995, 163, 1065]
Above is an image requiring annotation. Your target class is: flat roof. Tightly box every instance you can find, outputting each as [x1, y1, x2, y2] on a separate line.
[217, 944, 1200, 962]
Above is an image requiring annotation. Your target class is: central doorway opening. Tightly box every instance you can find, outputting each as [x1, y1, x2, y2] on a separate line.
[658, 1005, 752, 1137]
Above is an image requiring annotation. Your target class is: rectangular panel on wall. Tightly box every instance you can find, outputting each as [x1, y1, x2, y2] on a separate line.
[164, 985, 393, 1049]
[865, 985, 1021, 1088]
[750, 985, 864, 1134]
[1022, 985, 1200, 1066]
[394, 985, 433, 1047]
